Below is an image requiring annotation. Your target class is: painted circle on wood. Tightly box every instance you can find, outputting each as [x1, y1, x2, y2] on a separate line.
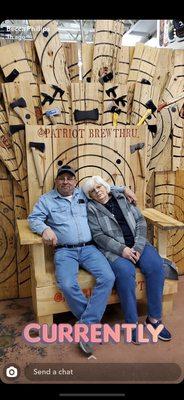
[44, 143, 136, 191]
[0, 202, 16, 284]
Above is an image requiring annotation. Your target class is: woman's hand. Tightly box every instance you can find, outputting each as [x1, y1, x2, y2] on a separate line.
[124, 187, 137, 205]
[122, 247, 138, 264]
[131, 249, 141, 262]
[42, 227, 58, 247]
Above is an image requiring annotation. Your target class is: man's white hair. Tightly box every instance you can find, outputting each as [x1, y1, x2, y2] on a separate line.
[82, 176, 111, 199]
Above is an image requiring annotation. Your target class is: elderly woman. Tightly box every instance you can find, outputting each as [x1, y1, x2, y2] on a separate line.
[82, 176, 171, 344]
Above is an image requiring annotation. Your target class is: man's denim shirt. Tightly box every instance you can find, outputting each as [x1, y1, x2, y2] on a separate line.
[28, 186, 125, 245]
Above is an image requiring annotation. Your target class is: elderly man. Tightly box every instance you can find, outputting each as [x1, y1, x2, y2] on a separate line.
[28, 165, 137, 355]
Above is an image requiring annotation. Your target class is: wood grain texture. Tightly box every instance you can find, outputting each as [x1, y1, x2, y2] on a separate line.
[29, 20, 70, 85]
[155, 170, 184, 274]
[0, 161, 18, 299]
[91, 20, 124, 82]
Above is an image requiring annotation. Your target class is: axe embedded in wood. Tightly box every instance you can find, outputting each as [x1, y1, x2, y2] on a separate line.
[4, 68, 19, 82]
[10, 97, 27, 124]
[29, 142, 45, 187]
[99, 71, 113, 84]
[107, 101, 121, 127]
[130, 142, 145, 178]
[157, 92, 184, 112]
[45, 107, 61, 124]
[51, 85, 65, 99]
[41, 93, 54, 106]
[137, 100, 157, 127]
[74, 108, 99, 122]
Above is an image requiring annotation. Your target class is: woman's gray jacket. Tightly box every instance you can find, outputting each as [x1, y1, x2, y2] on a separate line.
[87, 188, 148, 262]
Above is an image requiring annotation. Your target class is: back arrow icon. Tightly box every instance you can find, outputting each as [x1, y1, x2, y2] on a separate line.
[88, 355, 97, 360]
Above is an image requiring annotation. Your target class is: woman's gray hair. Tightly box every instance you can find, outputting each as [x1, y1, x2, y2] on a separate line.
[82, 176, 111, 199]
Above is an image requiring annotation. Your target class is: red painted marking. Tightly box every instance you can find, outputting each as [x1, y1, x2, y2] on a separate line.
[54, 292, 65, 302]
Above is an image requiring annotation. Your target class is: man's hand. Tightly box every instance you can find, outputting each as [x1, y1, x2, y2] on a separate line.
[124, 187, 137, 205]
[122, 247, 138, 264]
[42, 227, 58, 247]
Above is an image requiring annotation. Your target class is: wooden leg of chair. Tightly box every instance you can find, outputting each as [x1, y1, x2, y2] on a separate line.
[37, 315, 53, 326]
[162, 294, 174, 316]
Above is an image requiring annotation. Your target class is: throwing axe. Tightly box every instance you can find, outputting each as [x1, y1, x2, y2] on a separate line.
[130, 142, 145, 179]
[29, 142, 45, 187]
[45, 107, 61, 124]
[137, 100, 157, 127]
[157, 92, 184, 112]
[10, 97, 27, 124]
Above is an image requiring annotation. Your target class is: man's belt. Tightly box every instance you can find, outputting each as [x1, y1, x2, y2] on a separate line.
[55, 241, 94, 249]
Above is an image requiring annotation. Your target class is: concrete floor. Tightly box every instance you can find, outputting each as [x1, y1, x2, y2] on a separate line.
[0, 276, 184, 385]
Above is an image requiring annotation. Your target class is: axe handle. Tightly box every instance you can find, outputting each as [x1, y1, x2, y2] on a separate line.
[47, 115, 56, 124]
[137, 150, 145, 179]
[31, 147, 44, 187]
[158, 93, 184, 112]
[13, 106, 27, 124]
[137, 108, 152, 127]
[113, 112, 118, 127]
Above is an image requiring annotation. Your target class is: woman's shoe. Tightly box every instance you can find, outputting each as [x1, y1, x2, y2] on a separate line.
[145, 317, 172, 341]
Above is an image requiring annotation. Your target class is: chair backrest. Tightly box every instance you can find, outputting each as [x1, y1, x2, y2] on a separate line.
[26, 124, 148, 212]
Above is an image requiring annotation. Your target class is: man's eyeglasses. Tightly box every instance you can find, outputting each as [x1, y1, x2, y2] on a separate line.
[57, 176, 75, 181]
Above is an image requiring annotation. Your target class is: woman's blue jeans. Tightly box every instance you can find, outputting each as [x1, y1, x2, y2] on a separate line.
[109, 243, 165, 323]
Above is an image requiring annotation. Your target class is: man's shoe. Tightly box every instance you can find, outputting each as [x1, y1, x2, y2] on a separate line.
[131, 328, 141, 345]
[145, 317, 172, 341]
[79, 339, 94, 355]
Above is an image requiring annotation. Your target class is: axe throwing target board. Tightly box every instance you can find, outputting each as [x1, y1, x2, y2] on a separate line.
[91, 20, 124, 82]
[63, 42, 79, 82]
[13, 180, 31, 297]
[114, 46, 135, 84]
[128, 44, 159, 85]
[155, 170, 184, 275]
[2, 81, 39, 212]
[0, 102, 20, 183]
[29, 20, 70, 86]
[0, 41, 36, 84]
[131, 82, 162, 177]
[103, 82, 128, 126]
[148, 77, 184, 180]
[40, 83, 72, 125]
[81, 43, 94, 82]
[71, 82, 103, 125]
[26, 124, 147, 211]
[23, 40, 45, 86]
[0, 162, 18, 299]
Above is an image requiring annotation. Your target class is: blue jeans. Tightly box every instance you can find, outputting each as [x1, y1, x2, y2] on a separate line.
[109, 243, 165, 323]
[54, 245, 115, 324]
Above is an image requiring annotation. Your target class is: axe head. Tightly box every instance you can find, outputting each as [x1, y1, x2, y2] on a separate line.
[148, 124, 157, 135]
[140, 78, 151, 85]
[41, 93, 53, 105]
[10, 97, 27, 109]
[145, 100, 157, 113]
[99, 71, 113, 84]
[45, 108, 61, 117]
[29, 142, 45, 153]
[51, 85, 65, 97]
[4, 68, 19, 82]
[130, 142, 145, 154]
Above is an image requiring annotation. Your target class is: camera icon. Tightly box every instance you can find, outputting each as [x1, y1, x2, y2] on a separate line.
[6, 366, 18, 378]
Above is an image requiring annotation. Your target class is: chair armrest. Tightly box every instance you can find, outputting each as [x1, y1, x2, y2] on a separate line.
[17, 219, 42, 245]
[142, 208, 184, 231]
